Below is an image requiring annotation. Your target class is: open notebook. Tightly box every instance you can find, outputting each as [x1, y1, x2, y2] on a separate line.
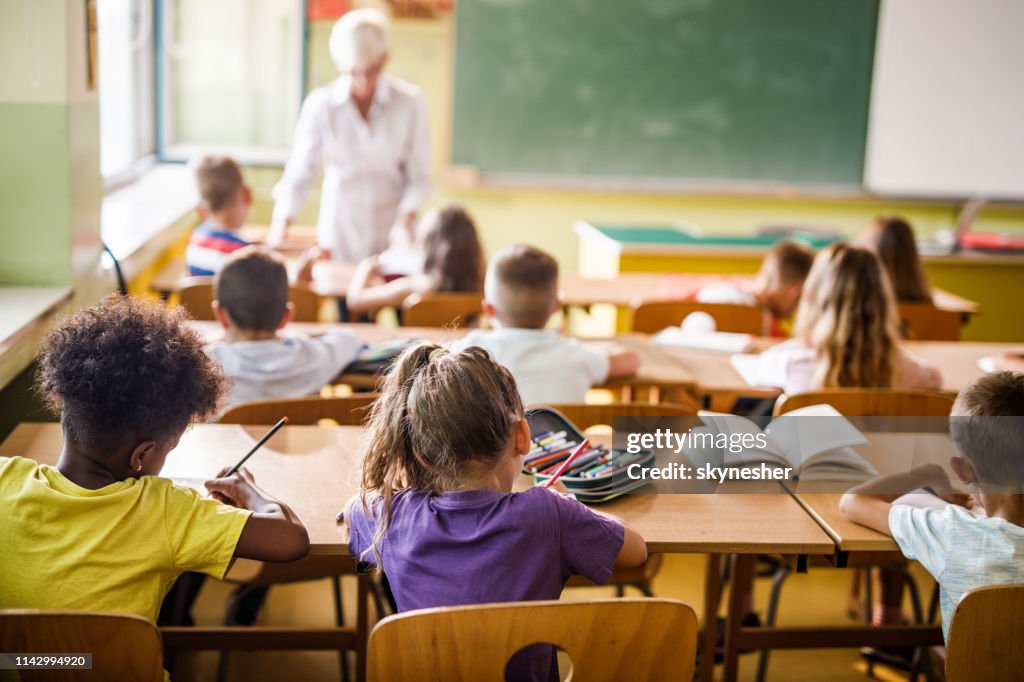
[685, 404, 878, 482]
[653, 326, 755, 353]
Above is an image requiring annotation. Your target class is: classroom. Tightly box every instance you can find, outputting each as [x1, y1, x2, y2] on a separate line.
[2, 0, 1023, 680]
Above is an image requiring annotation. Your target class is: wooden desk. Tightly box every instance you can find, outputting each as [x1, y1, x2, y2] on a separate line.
[559, 271, 978, 318]
[187, 322, 702, 397]
[1, 422, 836, 558]
[654, 338, 1016, 403]
[0, 422, 843, 682]
[151, 259, 355, 301]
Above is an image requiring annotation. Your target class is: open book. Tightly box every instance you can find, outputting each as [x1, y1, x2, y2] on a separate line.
[685, 404, 877, 482]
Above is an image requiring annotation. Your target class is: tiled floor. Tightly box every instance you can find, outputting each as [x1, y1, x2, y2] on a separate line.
[172, 554, 932, 681]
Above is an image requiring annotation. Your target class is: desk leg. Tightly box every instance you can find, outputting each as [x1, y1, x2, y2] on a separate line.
[356, 573, 369, 682]
[700, 554, 723, 682]
[723, 555, 755, 682]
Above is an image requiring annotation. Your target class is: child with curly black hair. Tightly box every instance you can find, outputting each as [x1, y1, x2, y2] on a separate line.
[0, 295, 309, 625]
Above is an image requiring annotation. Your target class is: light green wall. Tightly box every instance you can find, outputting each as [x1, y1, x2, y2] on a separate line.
[0, 103, 72, 284]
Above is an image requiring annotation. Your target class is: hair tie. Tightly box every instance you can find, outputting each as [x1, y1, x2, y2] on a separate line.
[428, 347, 448, 363]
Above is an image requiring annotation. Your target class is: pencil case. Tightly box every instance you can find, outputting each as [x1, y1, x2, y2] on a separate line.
[524, 406, 654, 504]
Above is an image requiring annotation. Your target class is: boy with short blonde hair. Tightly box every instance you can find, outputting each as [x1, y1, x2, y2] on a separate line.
[840, 371, 1024, 639]
[453, 244, 639, 404]
[186, 155, 253, 276]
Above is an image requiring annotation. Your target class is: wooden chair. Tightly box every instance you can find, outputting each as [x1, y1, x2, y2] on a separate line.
[218, 394, 379, 426]
[773, 388, 955, 417]
[898, 303, 963, 341]
[0, 610, 164, 681]
[366, 598, 697, 682]
[401, 292, 482, 328]
[945, 584, 1024, 682]
[544, 402, 698, 597]
[178, 277, 321, 322]
[631, 300, 764, 335]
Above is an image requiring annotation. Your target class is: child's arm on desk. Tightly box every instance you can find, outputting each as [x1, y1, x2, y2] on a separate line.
[839, 464, 970, 535]
[587, 341, 641, 379]
[206, 467, 310, 562]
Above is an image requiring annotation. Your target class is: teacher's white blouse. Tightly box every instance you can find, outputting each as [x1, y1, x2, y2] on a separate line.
[272, 75, 431, 263]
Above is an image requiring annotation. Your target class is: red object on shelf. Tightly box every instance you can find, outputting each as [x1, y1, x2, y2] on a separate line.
[959, 232, 1024, 253]
[307, 0, 350, 21]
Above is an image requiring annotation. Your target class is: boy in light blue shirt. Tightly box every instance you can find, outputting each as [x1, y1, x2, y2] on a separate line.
[840, 372, 1024, 639]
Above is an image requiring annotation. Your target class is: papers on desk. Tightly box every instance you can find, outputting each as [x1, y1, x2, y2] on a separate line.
[729, 353, 762, 385]
[686, 404, 877, 482]
[978, 356, 997, 373]
[653, 326, 754, 353]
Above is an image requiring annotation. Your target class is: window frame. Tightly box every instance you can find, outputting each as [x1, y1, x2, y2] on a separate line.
[153, 0, 308, 167]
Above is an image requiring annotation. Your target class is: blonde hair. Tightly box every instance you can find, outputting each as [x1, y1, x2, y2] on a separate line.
[860, 215, 933, 305]
[329, 8, 390, 72]
[484, 244, 559, 329]
[794, 243, 901, 388]
[359, 343, 524, 566]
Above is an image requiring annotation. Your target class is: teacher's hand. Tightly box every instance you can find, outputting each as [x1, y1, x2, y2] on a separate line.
[266, 218, 293, 247]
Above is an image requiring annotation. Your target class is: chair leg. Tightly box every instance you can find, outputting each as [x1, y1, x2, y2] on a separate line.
[754, 565, 791, 682]
[615, 584, 625, 598]
[864, 569, 875, 678]
[332, 576, 350, 682]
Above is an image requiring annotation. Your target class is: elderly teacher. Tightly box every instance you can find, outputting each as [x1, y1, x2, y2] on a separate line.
[268, 8, 431, 263]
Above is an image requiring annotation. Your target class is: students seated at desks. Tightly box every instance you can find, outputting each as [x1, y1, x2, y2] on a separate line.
[345, 204, 484, 317]
[696, 239, 814, 336]
[344, 343, 647, 682]
[857, 214, 933, 305]
[750, 242, 942, 394]
[841, 371, 1024, 640]
[0, 297, 308, 628]
[186, 155, 253, 277]
[209, 247, 361, 408]
[451, 244, 640, 404]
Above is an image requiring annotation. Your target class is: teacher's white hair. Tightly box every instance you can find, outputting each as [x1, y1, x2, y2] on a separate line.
[330, 8, 390, 73]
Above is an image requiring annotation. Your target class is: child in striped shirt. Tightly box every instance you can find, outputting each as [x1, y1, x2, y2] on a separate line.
[186, 155, 252, 277]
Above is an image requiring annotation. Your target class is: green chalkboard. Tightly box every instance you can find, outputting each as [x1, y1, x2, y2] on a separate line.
[452, 0, 879, 188]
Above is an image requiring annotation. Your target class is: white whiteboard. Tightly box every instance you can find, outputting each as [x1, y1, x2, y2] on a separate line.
[865, 0, 1024, 200]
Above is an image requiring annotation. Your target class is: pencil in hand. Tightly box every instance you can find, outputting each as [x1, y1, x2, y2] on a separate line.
[225, 417, 289, 477]
[541, 439, 590, 489]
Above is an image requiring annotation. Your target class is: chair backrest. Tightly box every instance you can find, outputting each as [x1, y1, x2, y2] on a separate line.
[367, 598, 697, 682]
[401, 292, 483, 328]
[897, 303, 963, 341]
[0, 610, 164, 682]
[542, 402, 697, 430]
[773, 388, 955, 417]
[946, 584, 1024, 682]
[631, 300, 764, 335]
[218, 394, 379, 426]
[178, 277, 321, 322]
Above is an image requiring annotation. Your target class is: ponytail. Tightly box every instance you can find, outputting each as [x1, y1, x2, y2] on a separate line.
[358, 341, 523, 566]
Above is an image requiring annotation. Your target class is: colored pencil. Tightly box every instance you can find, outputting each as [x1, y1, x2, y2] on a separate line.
[542, 439, 590, 489]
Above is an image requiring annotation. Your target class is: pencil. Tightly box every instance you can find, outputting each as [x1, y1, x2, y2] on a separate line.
[542, 439, 590, 489]
[225, 417, 289, 476]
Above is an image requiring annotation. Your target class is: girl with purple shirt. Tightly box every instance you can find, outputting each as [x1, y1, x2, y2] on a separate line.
[344, 343, 647, 682]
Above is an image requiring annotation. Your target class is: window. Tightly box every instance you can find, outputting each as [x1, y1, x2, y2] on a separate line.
[158, 0, 304, 164]
[98, 0, 157, 183]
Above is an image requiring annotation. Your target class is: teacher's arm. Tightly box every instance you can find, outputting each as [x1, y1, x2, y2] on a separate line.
[395, 94, 432, 231]
[270, 93, 326, 245]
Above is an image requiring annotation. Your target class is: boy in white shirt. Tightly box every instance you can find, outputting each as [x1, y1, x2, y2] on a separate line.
[210, 247, 361, 409]
[840, 371, 1024, 640]
[453, 244, 639, 404]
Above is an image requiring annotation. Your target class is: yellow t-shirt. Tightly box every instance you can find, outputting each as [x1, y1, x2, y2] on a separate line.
[0, 456, 252, 623]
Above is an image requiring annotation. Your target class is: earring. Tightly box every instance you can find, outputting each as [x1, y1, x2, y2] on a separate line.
[136, 464, 142, 472]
